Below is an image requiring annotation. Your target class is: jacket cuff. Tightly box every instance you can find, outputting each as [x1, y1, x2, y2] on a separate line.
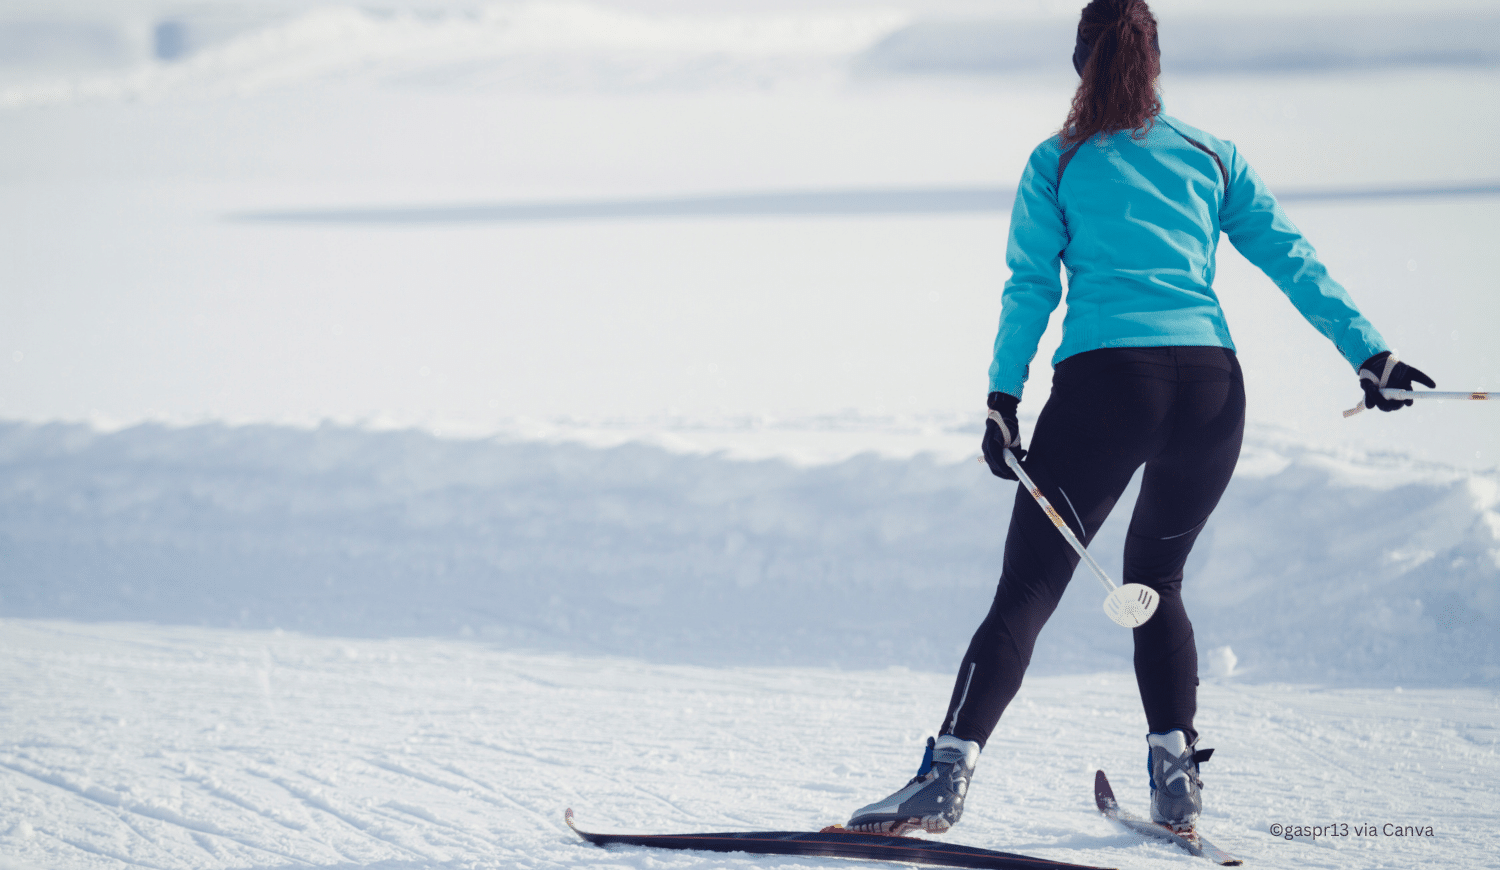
[987, 392, 1020, 414]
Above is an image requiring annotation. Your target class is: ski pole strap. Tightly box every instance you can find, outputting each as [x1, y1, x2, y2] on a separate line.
[1361, 351, 1401, 390]
[1345, 351, 1403, 417]
[986, 409, 1019, 447]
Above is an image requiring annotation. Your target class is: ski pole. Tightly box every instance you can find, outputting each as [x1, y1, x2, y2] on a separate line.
[1344, 388, 1496, 417]
[998, 447, 1160, 629]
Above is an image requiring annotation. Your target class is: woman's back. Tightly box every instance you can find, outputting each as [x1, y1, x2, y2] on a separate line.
[1036, 116, 1235, 362]
[992, 113, 1387, 398]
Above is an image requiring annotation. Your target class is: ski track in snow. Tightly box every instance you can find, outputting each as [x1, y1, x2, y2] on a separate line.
[0, 620, 1494, 870]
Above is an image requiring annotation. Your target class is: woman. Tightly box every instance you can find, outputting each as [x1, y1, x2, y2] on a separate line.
[845, 0, 1432, 838]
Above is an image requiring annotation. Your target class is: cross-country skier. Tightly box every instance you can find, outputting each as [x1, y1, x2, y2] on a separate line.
[845, 0, 1433, 838]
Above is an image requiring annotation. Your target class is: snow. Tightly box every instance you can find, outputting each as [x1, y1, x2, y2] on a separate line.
[2, 61, 1497, 469]
[1, 620, 1495, 870]
[1, 1, 1498, 867]
[1, 419, 1497, 868]
[3, 419, 1497, 685]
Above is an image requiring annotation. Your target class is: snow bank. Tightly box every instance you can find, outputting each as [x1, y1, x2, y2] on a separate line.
[857, 13, 1500, 77]
[0, 2, 908, 106]
[2, 420, 1494, 686]
[10, 2, 1500, 107]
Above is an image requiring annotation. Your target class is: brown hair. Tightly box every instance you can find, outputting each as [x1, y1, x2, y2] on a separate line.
[1060, 0, 1162, 148]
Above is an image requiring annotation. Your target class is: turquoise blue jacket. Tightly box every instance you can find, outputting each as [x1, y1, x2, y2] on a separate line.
[988, 113, 1388, 399]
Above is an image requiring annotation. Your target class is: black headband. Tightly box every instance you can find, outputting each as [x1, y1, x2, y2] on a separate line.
[1072, 25, 1160, 76]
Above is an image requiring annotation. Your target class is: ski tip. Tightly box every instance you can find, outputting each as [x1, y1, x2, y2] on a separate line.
[565, 808, 600, 844]
[1093, 769, 1118, 810]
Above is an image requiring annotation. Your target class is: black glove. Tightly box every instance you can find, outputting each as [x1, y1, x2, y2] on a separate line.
[1358, 351, 1436, 412]
[981, 392, 1025, 480]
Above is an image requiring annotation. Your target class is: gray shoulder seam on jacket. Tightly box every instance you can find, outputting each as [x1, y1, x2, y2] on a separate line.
[1056, 140, 1084, 191]
[1160, 119, 1230, 191]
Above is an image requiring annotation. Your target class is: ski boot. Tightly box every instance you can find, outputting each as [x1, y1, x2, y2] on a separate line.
[1147, 730, 1214, 832]
[846, 735, 981, 835]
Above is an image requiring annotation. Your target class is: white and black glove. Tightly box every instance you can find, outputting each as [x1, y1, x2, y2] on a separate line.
[981, 392, 1025, 481]
[1358, 351, 1436, 412]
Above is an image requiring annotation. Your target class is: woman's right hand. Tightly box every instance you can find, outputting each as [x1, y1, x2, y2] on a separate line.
[982, 392, 1026, 480]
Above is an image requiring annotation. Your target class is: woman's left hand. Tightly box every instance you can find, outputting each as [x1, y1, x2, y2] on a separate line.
[1358, 351, 1436, 412]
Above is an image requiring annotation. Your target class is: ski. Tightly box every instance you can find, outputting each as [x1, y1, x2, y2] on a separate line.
[1093, 770, 1243, 865]
[566, 809, 1116, 870]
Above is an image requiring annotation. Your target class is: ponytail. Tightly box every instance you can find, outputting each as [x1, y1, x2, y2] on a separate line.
[1059, 0, 1162, 149]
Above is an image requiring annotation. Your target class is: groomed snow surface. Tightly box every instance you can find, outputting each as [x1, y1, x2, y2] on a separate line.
[3, 1, 1500, 868]
[0, 620, 1496, 870]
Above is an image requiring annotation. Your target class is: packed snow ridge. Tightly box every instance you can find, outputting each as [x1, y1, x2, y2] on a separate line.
[6, 2, 1500, 106]
[1, 419, 1495, 687]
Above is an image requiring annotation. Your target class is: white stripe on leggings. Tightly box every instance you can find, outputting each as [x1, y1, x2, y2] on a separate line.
[946, 662, 977, 735]
[1056, 484, 1086, 538]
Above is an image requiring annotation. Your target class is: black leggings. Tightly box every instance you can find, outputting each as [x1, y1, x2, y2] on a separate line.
[942, 346, 1245, 748]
